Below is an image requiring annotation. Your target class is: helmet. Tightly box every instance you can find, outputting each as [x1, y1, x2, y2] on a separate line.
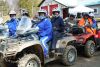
[22, 11, 29, 15]
[89, 13, 94, 17]
[38, 9, 47, 20]
[70, 14, 75, 18]
[22, 10, 28, 14]
[82, 13, 89, 17]
[22, 10, 30, 17]
[9, 10, 16, 15]
[52, 8, 60, 13]
[22, 9, 28, 14]
[21, 9, 28, 15]
[38, 9, 47, 14]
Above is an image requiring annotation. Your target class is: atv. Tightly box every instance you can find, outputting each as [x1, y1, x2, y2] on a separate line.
[71, 25, 100, 58]
[0, 28, 77, 67]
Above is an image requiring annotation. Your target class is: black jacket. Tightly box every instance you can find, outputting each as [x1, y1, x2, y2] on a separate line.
[51, 16, 64, 32]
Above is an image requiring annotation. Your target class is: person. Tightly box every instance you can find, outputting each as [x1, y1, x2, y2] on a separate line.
[78, 13, 96, 34]
[51, 8, 64, 50]
[32, 9, 52, 57]
[64, 14, 77, 32]
[17, 11, 32, 34]
[6, 10, 18, 37]
[89, 13, 97, 29]
[31, 15, 39, 27]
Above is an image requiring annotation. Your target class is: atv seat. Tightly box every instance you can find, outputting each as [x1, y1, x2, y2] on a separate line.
[48, 33, 67, 51]
[71, 27, 85, 35]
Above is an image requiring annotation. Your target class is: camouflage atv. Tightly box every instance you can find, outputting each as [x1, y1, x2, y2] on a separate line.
[0, 29, 77, 67]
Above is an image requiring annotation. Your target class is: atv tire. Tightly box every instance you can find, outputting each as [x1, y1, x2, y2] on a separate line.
[18, 54, 41, 67]
[61, 45, 77, 66]
[84, 40, 95, 58]
[0, 59, 6, 67]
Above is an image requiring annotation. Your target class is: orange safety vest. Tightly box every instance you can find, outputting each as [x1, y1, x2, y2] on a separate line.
[78, 18, 96, 34]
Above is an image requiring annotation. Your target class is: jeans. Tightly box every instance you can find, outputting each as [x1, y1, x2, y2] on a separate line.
[52, 31, 62, 50]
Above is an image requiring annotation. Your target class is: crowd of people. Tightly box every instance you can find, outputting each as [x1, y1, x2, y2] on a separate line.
[2, 8, 97, 57]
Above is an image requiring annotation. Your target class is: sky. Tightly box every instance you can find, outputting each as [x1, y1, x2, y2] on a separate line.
[46, 0, 100, 6]
[78, 0, 100, 5]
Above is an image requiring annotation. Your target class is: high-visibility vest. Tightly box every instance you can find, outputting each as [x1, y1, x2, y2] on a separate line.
[78, 18, 93, 27]
[78, 18, 96, 34]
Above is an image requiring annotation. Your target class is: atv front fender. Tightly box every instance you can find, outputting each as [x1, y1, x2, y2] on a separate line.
[56, 36, 76, 48]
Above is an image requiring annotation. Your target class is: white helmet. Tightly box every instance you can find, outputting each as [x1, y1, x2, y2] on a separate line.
[89, 13, 94, 17]
[9, 10, 16, 15]
[52, 8, 60, 13]
[38, 9, 47, 14]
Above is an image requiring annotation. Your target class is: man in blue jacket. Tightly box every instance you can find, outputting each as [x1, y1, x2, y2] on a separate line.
[6, 10, 18, 37]
[35, 9, 52, 57]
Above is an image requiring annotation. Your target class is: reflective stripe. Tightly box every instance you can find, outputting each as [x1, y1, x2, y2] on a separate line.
[35, 26, 39, 31]
[41, 36, 49, 50]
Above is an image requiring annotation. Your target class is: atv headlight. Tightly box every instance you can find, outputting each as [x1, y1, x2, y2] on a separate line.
[6, 45, 18, 52]
[0, 39, 7, 51]
[0, 44, 6, 51]
[0, 39, 6, 44]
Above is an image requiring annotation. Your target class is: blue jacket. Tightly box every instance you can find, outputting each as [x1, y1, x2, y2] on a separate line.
[92, 19, 97, 29]
[37, 18, 52, 39]
[7, 18, 18, 36]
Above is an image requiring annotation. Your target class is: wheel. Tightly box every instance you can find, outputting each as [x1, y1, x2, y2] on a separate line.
[18, 54, 41, 67]
[84, 40, 95, 58]
[0, 61, 6, 67]
[0, 59, 6, 67]
[61, 45, 77, 66]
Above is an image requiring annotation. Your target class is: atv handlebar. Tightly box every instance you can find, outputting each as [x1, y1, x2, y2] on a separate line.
[16, 27, 39, 37]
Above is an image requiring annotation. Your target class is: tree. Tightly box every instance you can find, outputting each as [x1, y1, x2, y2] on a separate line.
[0, 0, 8, 16]
[18, 0, 42, 17]
[18, 0, 33, 17]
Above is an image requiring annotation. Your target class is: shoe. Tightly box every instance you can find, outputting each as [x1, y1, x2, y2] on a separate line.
[51, 50, 55, 53]
[45, 55, 49, 59]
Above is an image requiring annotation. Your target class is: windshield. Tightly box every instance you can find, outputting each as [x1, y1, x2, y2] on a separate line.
[0, 25, 8, 38]
[17, 16, 32, 34]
